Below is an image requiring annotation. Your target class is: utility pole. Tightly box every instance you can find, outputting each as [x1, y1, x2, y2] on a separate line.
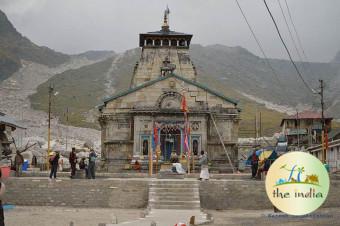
[296, 109, 300, 149]
[65, 107, 69, 153]
[47, 84, 53, 163]
[259, 111, 262, 138]
[319, 80, 326, 163]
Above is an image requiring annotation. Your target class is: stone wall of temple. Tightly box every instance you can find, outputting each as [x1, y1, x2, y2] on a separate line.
[131, 48, 196, 87]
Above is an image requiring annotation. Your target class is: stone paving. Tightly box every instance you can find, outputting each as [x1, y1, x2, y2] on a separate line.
[4, 206, 142, 226]
[4, 206, 340, 226]
[205, 208, 340, 226]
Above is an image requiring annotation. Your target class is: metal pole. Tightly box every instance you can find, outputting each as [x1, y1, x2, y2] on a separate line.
[297, 110, 300, 149]
[319, 80, 326, 163]
[47, 84, 53, 169]
[65, 107, 69, 153]
[259, 111, 262, 138]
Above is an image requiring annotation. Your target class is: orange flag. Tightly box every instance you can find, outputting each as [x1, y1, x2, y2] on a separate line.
[181, 94, 188, 112]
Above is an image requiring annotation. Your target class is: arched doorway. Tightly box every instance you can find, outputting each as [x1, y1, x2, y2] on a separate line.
[160, 127, 181, 161]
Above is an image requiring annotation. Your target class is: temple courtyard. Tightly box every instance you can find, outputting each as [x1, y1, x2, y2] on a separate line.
[5, 206, 340, 226]
[3, 176, 340, 226]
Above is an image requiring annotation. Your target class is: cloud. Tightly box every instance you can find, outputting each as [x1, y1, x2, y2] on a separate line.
[0, 0, 339, 62]
[0, 0, 46, 15]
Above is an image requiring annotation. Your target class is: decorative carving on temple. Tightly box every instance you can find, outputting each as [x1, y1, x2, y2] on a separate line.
[160, 56, 176, 77]
[191, 121, 200, 131]
[178, 53, 191, 64]
[157, 92, 182, 110]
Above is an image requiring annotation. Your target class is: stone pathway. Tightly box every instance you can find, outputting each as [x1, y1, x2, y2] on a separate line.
[111, 179, 211, 226]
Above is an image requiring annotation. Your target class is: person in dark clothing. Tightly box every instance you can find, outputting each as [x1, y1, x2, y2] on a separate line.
[88, 149, 97, 179]
[0, 170, 5, 226]
[49, 152, 60, 180]
[69, 148, 77, 178]
[251, 150, 259, 179]
[79, 157, 88, 178]
[14, 151, 24, 177]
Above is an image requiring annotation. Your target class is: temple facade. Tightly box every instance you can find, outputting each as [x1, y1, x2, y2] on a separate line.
[98, 9, 240, 172]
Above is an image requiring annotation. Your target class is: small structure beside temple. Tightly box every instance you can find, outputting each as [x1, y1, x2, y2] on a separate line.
[280, 111, 332, 148]
[98, 8, 240, 172]
[0, 112, 26, 160]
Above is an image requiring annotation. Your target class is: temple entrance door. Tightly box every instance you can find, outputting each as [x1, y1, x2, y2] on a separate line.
[160, 128, 181, 161]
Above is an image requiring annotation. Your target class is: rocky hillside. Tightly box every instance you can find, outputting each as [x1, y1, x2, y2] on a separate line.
[0, 9, 71, 81]
[190, 44, 338, 108]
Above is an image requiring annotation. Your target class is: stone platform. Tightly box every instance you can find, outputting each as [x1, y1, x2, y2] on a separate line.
[3, 177, 340, 210]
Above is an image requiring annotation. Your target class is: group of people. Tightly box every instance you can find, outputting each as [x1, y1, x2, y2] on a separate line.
[169, 150, 209, 180]
[48, 148, 97, 180]
[250, 149, 277, 180]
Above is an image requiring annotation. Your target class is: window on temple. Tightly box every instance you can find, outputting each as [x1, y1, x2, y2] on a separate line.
[193, 139, 199, 155]
[171, 39, 177, 46]
[146, 39, 153, 46]
[163, 39, 169, 46]
[155, 39, 161, 46]
[142, 139, 149, 155]
[179, 39, 186, 46]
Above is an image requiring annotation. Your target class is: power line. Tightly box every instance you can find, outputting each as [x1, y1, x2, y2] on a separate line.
[263, 0, 316, 94]
[234, 0, 286, 91]
[284, 0, 319, 80]
[277, 0, 305, 66]
[284, 0, 310, 63]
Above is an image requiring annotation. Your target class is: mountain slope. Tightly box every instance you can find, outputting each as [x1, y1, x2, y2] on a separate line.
[0, 9, 70, 81]
[190, 44, 338, 107]
[29, 48, 140, 128]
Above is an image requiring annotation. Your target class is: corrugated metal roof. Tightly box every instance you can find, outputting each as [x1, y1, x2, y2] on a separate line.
[286, 111, 332, 120]
[0, 114, 26, 129]
[280, 110, 333, 126]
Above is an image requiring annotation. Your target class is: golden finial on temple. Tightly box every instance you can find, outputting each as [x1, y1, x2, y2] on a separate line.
[162, 5, 170, 31]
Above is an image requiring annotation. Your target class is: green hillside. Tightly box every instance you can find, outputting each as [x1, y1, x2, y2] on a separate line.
[30, 57, 115, 128]
[29, 49, 140, 129]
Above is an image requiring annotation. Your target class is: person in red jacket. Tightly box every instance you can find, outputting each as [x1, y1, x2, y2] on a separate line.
[251, 150, 259, 179]
[69, 148, 77, 179]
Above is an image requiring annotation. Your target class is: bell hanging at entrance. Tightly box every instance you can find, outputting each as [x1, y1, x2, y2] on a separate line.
[165, 134, 174, 143]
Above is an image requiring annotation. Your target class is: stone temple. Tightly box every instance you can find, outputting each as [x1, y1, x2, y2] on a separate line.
[98, 9, 240, 172]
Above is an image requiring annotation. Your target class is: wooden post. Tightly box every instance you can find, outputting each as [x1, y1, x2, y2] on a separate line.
[210, 112, 235, 173]
[149, 141, 153, 176]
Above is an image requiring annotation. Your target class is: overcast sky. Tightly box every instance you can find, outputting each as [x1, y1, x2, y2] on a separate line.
[1, 0, 339, 62]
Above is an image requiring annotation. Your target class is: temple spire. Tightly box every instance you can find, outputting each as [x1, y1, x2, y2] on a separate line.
[162, 6, 170, 32]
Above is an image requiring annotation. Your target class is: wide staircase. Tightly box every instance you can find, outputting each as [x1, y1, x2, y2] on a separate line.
[112, 179, 211, 225]
[148, 179, 201, 209]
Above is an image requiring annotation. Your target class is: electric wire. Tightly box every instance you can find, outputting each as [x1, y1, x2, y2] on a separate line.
[263, 0, 316, 94]
[284, 0, 311, 63]
[283, 0, 320, 81]
[277, 0, 305, 67]
[234, 0, 286, 93]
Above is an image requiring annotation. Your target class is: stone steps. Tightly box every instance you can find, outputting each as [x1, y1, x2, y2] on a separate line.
[150, 196, 200, 202]
[149, 203, 201, 210]
[148, 179, 201, 210]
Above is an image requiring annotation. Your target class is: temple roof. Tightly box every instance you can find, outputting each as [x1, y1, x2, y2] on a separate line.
[142, 30, 192, 36]
[101, 73, 239, 107]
